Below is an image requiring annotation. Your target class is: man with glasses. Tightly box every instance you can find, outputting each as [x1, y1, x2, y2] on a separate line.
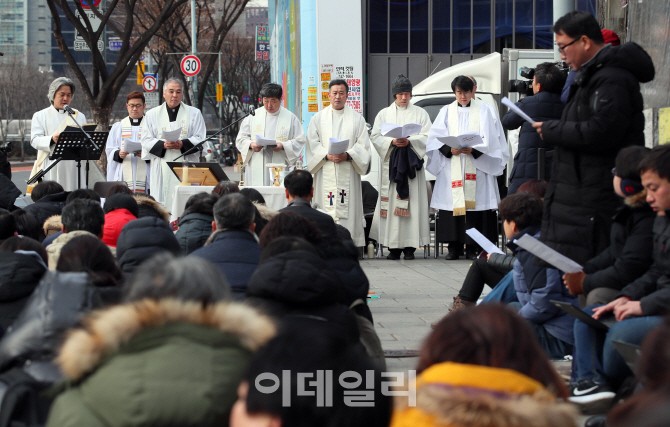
[106, 91, 151, 193]
[531, 11, 655, 265]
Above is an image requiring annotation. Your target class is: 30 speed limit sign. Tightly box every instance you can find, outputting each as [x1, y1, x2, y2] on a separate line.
[180, 55, 201, 77]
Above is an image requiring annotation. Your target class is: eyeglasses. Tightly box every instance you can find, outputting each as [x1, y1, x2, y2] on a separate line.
[558, 37, 581, 54]
[612, 167, 618, 177]
[127, 103, 144, 109]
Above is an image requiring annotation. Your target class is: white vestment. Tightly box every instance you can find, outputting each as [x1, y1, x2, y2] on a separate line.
[235, 106, 306, 186]
[306, 105, 371, 247]
[140, 102, 205, 210]
[426, 101, 509, 211]
[30, 106, 88, 191]
[106, 117, 150, 192]
[369, 102, 431, 249]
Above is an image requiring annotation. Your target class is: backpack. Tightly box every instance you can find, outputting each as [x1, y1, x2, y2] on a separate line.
[0, 367, 52, 427]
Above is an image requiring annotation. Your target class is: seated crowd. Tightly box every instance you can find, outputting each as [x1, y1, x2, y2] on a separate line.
[0, 145, 668, 427]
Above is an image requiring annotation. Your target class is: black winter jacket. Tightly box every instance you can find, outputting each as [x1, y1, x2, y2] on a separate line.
[115, 217, 182, 275]
[24, 192, 68, 227]
[502, 91, 564, 194]
[620, 213, 670, 316]
[0, 252, 46, 331]
[582, 192, 655, 295]
[175, 213, 213, 254]
[0, 173, 21, 211]
[540, 43, 655, 265]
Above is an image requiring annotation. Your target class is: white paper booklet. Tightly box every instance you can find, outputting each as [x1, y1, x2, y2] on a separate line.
[161, 128, 182, 142]
[381, 122, 422, 139]
[514, 234, 583, 273]
[466, 228, 504, 255]
[328, 138, 349, 155]
[501, 97, 537, 125]
[255, 135, 277, 147]
[437, 132, 485, 150]
[122, 139, 143, 153]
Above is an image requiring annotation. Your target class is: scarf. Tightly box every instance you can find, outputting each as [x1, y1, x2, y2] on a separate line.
[321, 106, 355, 220]
[120, 116, 146, 193]
[447, 100, 480, 216]
[383, 146, 424, 217]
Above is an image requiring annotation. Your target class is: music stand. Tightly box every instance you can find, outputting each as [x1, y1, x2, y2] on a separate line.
[167, 162, 229, 186]
[51, 131, 107, 189]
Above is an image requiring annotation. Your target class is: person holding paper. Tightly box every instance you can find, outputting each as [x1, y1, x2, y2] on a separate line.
[426, 76, 509, 260]
[306, 79, 371, 247]
[29, 77, 88, 191]
[502, 63, 565, 194]
[235, 83, 306, 186]
[106, 91, 151, 193]
[140, 78, 206, 210]
[369, 74, 431, 260]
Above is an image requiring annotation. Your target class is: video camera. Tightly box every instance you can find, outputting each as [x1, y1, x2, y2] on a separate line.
[508, 62, 570, 97]
[0, 142, 12, 154]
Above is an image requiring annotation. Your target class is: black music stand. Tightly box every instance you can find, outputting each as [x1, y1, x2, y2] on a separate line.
[51, 131, 107, 189]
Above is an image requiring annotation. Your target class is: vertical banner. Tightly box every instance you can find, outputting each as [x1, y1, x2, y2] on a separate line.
[256, 26, 270, 61]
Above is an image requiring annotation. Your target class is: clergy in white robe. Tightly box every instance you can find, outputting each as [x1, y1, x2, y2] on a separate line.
[140, 78, 206, 210]
[426, 76, 509, 259]
[30, 77, 89, 191]
[306, 79, 371, 247]
[235, 83, 306, 186]
[106, 91, 150, 193]
[369, 75, 431, 260]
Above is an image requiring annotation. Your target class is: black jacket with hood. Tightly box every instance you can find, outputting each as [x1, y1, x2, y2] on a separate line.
[0, 251, 47, 332]
[539, 42, 655, 264]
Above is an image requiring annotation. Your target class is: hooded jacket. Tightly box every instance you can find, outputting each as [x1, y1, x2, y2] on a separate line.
[0, 251, 47, 331]
[46, 230, 98, 270]
[582, 191, 655, 295]
[390, 362, 577, 427]
[115, 217, 182, 275]
[133, 195, 170, 223]
[175, 212, 214, 254]
[539, 43, 655, 265]
[46, 299, 276, 427]
[24, 192, 68, 227]
[502, 91, 564, 194]
[102, 209, 137, 248]
[0, 173, 21, 211]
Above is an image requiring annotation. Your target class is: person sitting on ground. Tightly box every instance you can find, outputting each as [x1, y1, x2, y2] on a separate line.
[42, 188, 101, 247]
[563, 146, 655, 307]
[258, 211, 322, 249]
[102, 194, 139, 249]
[175, 192, 218, 254]
[0, 236, 48, 331]
[230, 326, 391, 427]
[279, 169, 338, 240]
[0, 165, 21, 211]
[569, 145, 670, 413]
[24, 181, 68, 229]
[46, 254, 276, 427]
[212, 181, 239, 196]
[115, 217, 182, 276]
[237, 188, 273, 233]
[190, 193, 261, 298]
[0, 208, 17, 244]
[105, 183, 133, 198]
[46, 199, 105, 270]
[239, 188, 266, 205]
[502, 192, 578, 359]
[132, 193, 170, 223]
[10, 209, 42, 242]
[396, 304, 576, 427]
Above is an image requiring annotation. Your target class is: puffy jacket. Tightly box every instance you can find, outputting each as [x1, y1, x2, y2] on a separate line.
[540, 43, 655, 265]
[24, 192, 68, 227]
[619, 212, 670, 316]
[190, 230, 260, 297]
[46, 299, 275, 427]
[175, 213, 213, 254]
[582, 191, 655, 295]
[115, 217, 182, 275]
[0, 173, 21, 211]
[509, 227, 578, 345]
[502, 91, 564, 194]
[46, 230, 98, 270]
[0, 271, 121, 380]
[102, 208, 137, 248]
[0, 251, 47, 331]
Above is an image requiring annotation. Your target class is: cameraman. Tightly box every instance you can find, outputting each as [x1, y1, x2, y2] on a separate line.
[502, 63, 566, 194]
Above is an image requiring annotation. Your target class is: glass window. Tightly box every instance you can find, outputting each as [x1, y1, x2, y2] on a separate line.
[473, 0, 491, 53]
[369, 0, 388, 53]
[432, 0, 450, 53]
[389, 0, 409, 53]
[452, 0, 471, 53]
[410, 0, 428, 53]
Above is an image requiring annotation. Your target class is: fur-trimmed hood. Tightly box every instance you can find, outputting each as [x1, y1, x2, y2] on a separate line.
[253, 202, 278, 221]
[57, 298, 275, 381]
[391, 362, 578, 427]
[624, 189, 648, 208]
[43, 214, 62, 236]
[133, 194, 170, 223]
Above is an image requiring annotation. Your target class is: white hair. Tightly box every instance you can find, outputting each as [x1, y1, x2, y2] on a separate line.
[48, 77, 76, 103]
[164, 77, 185, 90]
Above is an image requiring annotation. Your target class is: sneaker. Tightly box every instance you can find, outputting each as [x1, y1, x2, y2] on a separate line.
[568, 379, 615, 414]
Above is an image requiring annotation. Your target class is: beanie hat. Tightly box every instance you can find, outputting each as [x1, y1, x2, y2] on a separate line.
[392, 74, 412, 97]
[601, 29, 620, 46]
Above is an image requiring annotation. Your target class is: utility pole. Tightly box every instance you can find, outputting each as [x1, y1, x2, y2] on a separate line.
[218, 51, 223, 130]
[191, 0, 198, 105]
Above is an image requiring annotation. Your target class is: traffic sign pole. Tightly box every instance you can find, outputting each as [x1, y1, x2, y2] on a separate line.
[191, 0, 198, 106]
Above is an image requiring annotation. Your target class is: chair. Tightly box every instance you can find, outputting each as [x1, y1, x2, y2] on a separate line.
[93, 181, 127, 199]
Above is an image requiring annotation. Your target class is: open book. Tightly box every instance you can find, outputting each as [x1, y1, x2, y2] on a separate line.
[437, 132, 485, 150]
[255, 135, 277, 147]
[381, 122, 422, 139]
[328, 138, 349, 155]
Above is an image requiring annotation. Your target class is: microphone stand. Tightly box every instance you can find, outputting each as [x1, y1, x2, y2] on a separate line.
[175, 107, 255, 161]
[64, 107, 100, 189]
[27, 156, 62, 185]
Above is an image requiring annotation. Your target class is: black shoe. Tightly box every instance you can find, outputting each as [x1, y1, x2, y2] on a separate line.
[386, 252, 401, 260]
[585, 415, 607, 427]
[403, 253, 415, 260]
[568, 379, 615, 414]
[445, 251, 460, 260]
[465, 251, 479, 260]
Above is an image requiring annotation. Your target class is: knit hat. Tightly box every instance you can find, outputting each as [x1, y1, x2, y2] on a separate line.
[601, 29, 620, 46]
[392, 74, 412, 97]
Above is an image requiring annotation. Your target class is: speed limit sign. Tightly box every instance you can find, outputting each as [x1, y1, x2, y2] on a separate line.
[180, 55, 201, 77]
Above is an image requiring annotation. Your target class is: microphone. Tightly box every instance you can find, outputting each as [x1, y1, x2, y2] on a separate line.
[249, 106, 255, 116]
[62, 105, 76, 115]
